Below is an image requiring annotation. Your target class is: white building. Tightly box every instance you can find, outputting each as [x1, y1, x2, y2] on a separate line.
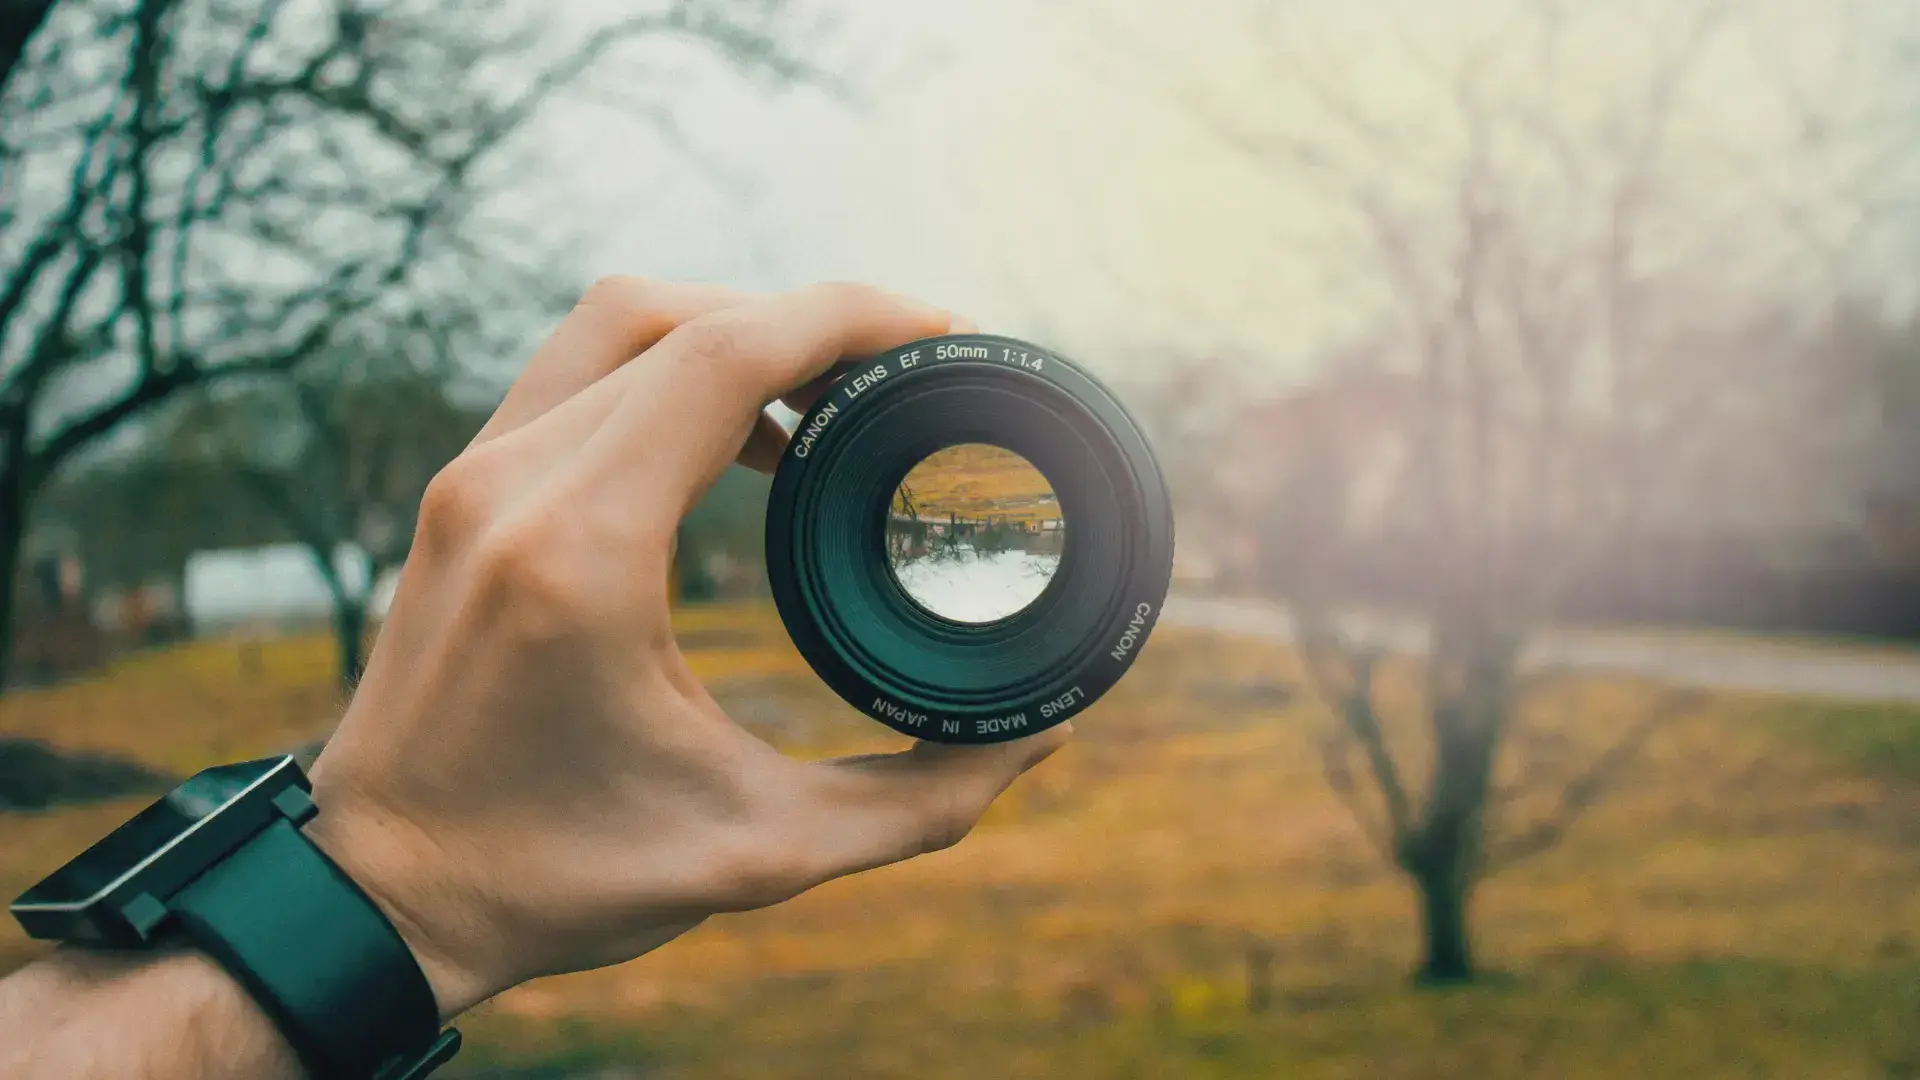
[182, 544, 398, 635]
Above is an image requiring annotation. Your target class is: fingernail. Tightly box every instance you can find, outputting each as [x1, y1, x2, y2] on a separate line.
[948, 313, 980, 333]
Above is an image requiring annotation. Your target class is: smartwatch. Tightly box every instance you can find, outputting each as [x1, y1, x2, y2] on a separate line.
[9, 755, 461, 1080]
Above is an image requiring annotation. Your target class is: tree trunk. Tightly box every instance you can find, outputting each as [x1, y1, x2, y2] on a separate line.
[1411, 860, 1475, 983]
[1399, 614, 1515, 986]
[0, 464, 26, 695]
[303, 544, 367, 691]
[0, 0, 60, 98]
[333, 596, 366, 689]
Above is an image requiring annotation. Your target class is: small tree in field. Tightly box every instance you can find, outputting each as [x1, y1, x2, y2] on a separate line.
[1098, 0, 1920, 981]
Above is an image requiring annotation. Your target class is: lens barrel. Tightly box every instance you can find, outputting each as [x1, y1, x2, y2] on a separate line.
[766, 334, 1174, 744]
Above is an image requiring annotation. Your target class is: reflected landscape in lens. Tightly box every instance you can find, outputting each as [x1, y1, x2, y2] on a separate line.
[886, 444, 1065, 623]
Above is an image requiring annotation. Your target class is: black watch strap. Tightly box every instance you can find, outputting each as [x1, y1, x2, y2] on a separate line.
[171, 790, 458, 1080]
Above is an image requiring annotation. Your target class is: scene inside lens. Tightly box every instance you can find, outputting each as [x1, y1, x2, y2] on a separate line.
[885, 444, 1066, 623]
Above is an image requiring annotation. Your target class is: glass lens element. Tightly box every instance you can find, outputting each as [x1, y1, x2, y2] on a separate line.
[885, 444, 1066, 623]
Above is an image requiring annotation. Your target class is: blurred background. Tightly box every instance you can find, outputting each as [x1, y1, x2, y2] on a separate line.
[4, 0, 1920, 1076]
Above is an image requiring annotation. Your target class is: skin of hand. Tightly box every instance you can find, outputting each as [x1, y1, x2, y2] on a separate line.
[293, 277, 1073, 1020]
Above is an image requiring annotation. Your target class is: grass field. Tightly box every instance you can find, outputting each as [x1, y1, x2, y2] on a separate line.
[895, 444, 1064, 527]
[3, 604, 1918, 1078]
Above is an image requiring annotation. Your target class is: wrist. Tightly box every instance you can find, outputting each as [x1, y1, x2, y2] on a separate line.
[301, 802, 493, 1020]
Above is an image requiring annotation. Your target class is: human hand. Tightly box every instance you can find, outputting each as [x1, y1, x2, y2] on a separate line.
[301, 279, 1070, 1018]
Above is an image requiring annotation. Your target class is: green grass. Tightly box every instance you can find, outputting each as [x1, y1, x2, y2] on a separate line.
[444, 956, 1920, 1079]
[1761, 698, 1920, 782]
[447, 1013, 675, 1078]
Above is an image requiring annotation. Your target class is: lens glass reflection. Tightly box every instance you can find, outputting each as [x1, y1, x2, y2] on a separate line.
[885, 444, 1065, 623]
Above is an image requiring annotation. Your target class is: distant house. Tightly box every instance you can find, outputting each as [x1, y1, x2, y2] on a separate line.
[12, 524, 105, 684]
[1195, 369, 1418, 588]
[1230, 370, 1415, 518]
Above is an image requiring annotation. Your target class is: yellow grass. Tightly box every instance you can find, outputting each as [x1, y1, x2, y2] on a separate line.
[3, 605, 1917, 1078]
[895, 444, 1064, 526]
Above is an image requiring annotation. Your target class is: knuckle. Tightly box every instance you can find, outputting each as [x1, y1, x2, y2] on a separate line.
[578, 274, 659, 317]
[470, 512, 592, 640]
[806, 279, 889, 313]
[414, 457, 488, 555]
[670, 314, 766, 380]
[577, 275, 676, 354]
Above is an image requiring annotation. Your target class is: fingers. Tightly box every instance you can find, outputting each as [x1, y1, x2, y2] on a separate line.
[735, 411, 792, 475]
[585, 282, 957, 506]
[712, 370, 849, 477]
[474, 277, 752, 444]
[737, 313, 981, 477]
[732, 378, 863, 478]
[795, 726, 1072, 881]
[783, 315, 971, 414]
[777, 372, 839, 418]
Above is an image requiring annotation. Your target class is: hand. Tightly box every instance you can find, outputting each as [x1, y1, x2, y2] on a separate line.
[302, 278, 1070, 1018]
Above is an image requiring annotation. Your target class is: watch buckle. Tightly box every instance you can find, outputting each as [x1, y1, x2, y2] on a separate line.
[372, 1028, 462, 1080]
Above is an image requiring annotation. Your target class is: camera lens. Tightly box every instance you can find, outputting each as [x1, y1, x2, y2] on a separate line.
[766, 335, 1173, 744]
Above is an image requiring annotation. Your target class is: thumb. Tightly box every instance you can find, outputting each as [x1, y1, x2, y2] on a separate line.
[798, 726, 1072, 880]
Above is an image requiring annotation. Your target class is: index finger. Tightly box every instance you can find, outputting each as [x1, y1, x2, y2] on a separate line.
[581, 282, 956, 514]
[475, 277, 752, 445]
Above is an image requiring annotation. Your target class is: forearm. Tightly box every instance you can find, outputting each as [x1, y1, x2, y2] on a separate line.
[0, 947, 302, 1080]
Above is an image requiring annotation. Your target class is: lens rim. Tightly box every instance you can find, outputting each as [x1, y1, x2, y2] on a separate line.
[766, 334, 1174, 745]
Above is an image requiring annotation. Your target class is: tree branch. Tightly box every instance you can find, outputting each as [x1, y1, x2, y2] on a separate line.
[121, 0, 174, 383]
[1487, 687, 1707, 870]
[0, 104, 125, 364]
[13, 245, 110, 417]
[1317, 729, 1401, 864]
[1297, 635, 1414, 847]
[232, 461, 333, 561]
[162, 0, 293, 363]
[26, 292, 355, 486]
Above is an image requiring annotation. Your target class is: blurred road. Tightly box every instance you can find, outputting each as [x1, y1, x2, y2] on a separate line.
[1164, 595, 1920, 704]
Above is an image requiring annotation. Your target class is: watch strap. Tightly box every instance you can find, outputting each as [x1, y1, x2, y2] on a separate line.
[172, 797, 452, 1079]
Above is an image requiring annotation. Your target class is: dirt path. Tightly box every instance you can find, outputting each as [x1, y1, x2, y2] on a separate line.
[1164, 595, 1920, 704]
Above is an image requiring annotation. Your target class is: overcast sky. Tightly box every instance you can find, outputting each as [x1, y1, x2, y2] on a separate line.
[522, 3, 1031, 331]
[511, 0, 1920, 390]
[15, 0, 1919, 435]
[525, 0, 1367, 377]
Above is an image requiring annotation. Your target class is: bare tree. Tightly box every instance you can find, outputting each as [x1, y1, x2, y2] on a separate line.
[155, 339, 490, 685]
[0, 0, 813, 691]
[1067, 0, 1919, 981]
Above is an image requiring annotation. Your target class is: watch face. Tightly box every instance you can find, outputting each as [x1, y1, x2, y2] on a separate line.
[12, 757, 295, 925]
